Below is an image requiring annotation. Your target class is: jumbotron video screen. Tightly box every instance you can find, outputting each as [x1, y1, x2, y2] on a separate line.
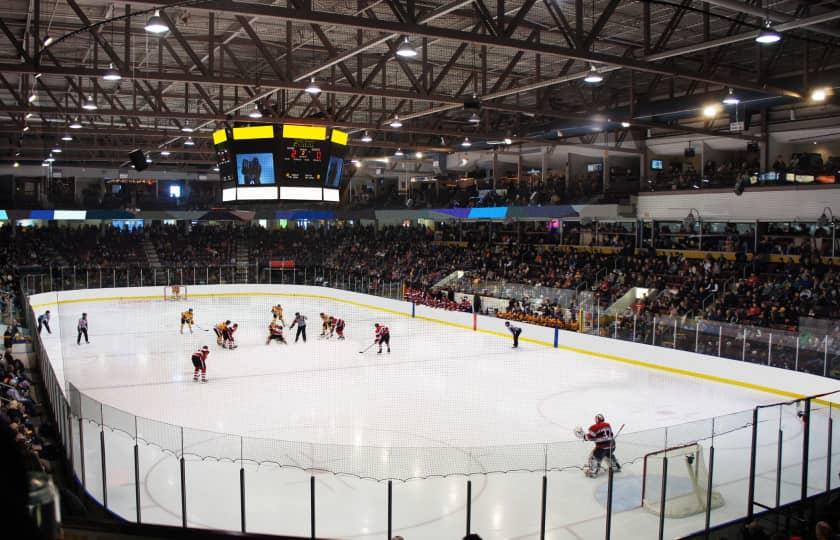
[215, 124, 348, 202]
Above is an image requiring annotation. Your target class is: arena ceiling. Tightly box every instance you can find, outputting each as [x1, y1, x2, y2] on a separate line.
[0, 0, 839, 169]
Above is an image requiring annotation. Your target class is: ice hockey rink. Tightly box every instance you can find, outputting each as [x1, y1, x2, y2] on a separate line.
[34, 285, 840, 540]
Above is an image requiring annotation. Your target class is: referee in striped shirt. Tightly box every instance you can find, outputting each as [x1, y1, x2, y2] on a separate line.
[504, 321, 522, 348]
[77, 313, 89, 345]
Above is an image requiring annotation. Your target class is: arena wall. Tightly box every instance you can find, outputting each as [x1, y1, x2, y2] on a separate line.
[28, 284, 839, 405]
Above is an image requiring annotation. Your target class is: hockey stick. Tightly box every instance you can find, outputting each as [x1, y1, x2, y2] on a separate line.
[193, 324, 211, 332]
[358, 342, 377, 354]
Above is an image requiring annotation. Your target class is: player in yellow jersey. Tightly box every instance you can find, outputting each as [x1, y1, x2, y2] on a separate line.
[214, 320, 230, 347]
[180, 308, 195, 334]
[271, 304, 286, 324]
[319, 312, 332, 337]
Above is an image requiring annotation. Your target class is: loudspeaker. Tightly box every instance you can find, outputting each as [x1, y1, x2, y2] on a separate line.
[129, 149, 148, 171]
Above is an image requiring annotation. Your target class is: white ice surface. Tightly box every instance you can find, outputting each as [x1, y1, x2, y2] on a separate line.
[42, 293, 840, 539]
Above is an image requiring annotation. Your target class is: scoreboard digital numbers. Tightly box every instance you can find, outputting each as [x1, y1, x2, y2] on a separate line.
[282, 140, 325, 183]
[215, 123, 347, 203]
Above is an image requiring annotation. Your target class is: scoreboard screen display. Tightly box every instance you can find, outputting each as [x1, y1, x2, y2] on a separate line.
[215, 124, 348, 203]
[281, 140, 326, 183]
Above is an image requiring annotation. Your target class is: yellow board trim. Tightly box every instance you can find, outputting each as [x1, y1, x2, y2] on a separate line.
[232, 125, 274, 140]
[282, 124, 327, 141]
[30, 290, 836, 406]
[212, 129, 227, 145]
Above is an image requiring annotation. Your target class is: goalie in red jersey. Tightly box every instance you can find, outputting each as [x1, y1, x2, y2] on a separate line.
[575, 414, 621, 477]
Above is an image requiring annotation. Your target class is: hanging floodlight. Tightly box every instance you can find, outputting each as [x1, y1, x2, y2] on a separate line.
[28, 92, 37, 103]
[61, 133, 73, 141]
[396, 37, 417, 58]
[722, 88, 740, 105]
[461, 137, 471, 147]
[389, 116, 403, 128]
[102, 63, 122, 81]
[69, 118, 83, 129]
[755, 21, 781, 44]
[248, 104, 263, 119]
[583, 65, 603, 84]
[181, 124, 194, 133]
[184, 137, 195, 146]
[468, 112, 481, 124]
[82, 95, 98, 110]
[394, 148, 404, 157]
[160, 149, 171, 156]
[305, 78, 322, 95]
[360, 131, 373, 143]
[144, 10, 169, 34]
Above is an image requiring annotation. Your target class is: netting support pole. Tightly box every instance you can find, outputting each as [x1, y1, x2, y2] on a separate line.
[78, 417, 86, 488]
[704, 446, 715, 538]
[100, 425, 108, 509]
[134, 443, 141, 523]
[466, 480, 472, 536]
[795, 337, 800, 371]
[554, 327, 559, 348]
[540, 475, 547, 540]
[801, 399, 811, 502]
[67, 410, 74, 482]
[605, 467, 613, 540]
[411, 302, 415, 318]
[657, 456, 668, 540]
[673, 320, 677, 348]
[632, 315, 636, 341]
[767, 333, 773, 366]
[717, 326, 722, 357]
[747, 407, 759, 519]
[824, 337, 829, 377]
[827, 418, 834, 493]
[387, 480, 392, 540]
[775, 430, 783, 508]
[180, 457, 187, 527]
[652, 317, 656, 346]
[695, 322, 700, 352]
[240, 467, 246, 533]
[310, 476, 316, 540]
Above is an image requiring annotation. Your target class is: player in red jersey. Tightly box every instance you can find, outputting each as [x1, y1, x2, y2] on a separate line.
[226, 323, 239, 349]
[331, 316, 345, 340]
[191, 346, 210, 383]
[266, 320, 287, 345]
[575, 414, 621, 477]
[374, 323, 390, 354]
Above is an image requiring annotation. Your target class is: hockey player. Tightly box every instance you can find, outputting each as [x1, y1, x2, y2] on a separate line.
[290, 313, 307, 343]
[266, 320, 287, 345]
[374, 323, 390, 354]
[180, 308, 195, 334]
[330, 316, 346, 340]
[319, 312, 332, 337]
[191, 346, 210, 383]
[271, 304, 286, 324]
[504, 321, 522, 348]
[77, 313, 89, 345]
[575, 414, 621, 477]
[37, 310, 51, 334]
[226, 323, 239, 349]
[214, 320, 230, 347]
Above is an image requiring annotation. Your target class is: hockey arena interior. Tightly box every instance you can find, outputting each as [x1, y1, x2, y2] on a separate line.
[2, 1, 840, 540]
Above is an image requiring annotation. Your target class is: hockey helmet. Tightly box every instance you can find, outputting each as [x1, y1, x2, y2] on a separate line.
[374, 323, 380, 328]
[595, 413, 605, 423]
[225, 320, 231, 325]
[188, 308, 193, 312]
[504, 321, 510, 327]
[201, 346, 209, 352]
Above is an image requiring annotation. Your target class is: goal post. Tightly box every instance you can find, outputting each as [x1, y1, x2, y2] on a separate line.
[641, 442, 724, 518]
[164, 285, 188, 301]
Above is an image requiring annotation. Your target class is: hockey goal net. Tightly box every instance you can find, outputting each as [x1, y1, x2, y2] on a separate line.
[164, 285, 188, 301]
[641, 443, 724, 518]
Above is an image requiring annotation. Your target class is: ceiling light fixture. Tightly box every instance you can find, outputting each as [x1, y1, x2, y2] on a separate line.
[25, 112, 33, 119]
[43, 35, 54, 46]
[46, 154, 55, 163]
[468, 112, 481, 124]
[181, 125, 194, 133]
[389, 116, 403, 128]
[583, 65, 603, 84]
[69, 118, 82, 129]
[160, 149, 171, 156]
[248, 104, 263, 119]
[82, 95, 98, 110]
[722, 88, 740, 105]
[755, 21, 781, 44]
[13, 161, 19, 168]
[34, 72, 42, 79]
[352, 160, 362, 167]
[415, 152, 423, 159]
[184, 137, 195, 146]
[396, 37, 417, 58]
[42, 161, 50, 167]
[811, 87, 829, 102]
[28, 92, 37, 103]
[702, 103, 720, 118]
[461, 137, 471, 147]
[213, 166, 220, 172]
[394, 148, 404, 157]
[51, 147, 61, 153]
[61, 133, 73, 141]
[22, 125, 29, 132]
[620, 121, 631, 128]
[504, 137, 513, 145]
[305, 78, 322, 95]
[144, 10, 169, 34]
[102, 63, 122, 81]
[360, 131, 373, 143]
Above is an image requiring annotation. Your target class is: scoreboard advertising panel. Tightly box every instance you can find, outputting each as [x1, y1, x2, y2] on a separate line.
[215, 124, 348, 202]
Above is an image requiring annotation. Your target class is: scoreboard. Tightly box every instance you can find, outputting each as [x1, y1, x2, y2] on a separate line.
[215, 123, 348, 203]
